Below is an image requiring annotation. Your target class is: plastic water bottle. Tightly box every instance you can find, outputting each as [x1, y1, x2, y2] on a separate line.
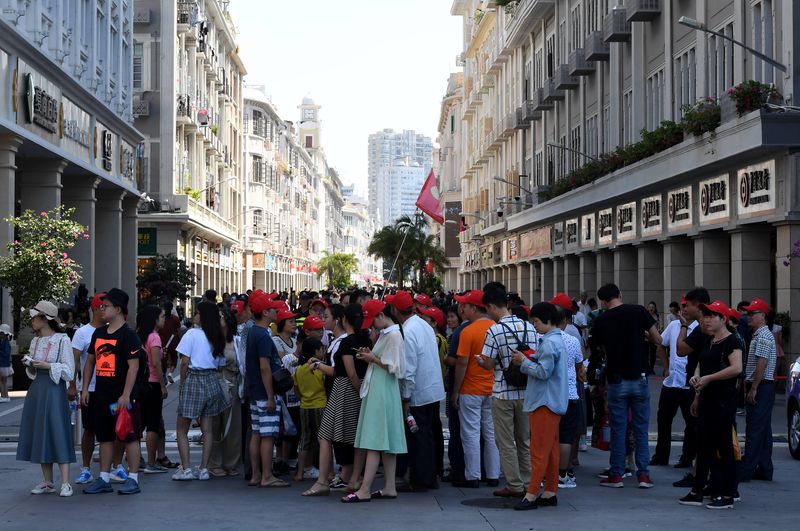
[406, 414, 419, 433]
[69, 398, 79, 426]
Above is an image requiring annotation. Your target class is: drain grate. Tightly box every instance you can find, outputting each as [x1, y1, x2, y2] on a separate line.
[460, 497, 519, 509]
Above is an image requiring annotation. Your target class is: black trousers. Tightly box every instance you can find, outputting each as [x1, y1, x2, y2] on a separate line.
[654, 386, 697, 462]
[446, 391, 465, 480]
[397, 401, 440, 487]
[693, 396, 737, 497]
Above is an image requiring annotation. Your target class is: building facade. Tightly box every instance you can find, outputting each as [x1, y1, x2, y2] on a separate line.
[0, 1, 144, 325]
[451, 0, 800, 361]
[375, 157, 426, 227]
[367, 128, 433, 224]
[242, 87, 322, 292]
[133, 0, 245, 301]
[342, 192, 383, 286]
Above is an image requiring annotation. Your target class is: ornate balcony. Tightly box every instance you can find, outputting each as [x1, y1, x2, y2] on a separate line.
[626, 0, 661, 22]
[568, 48, 595, 76]
[515, 107, 527, 129]
[585, 31, 610, 61]
[604, 8, 631, 42]
[523, 99, 541, 121]
[543, 78, 565, 102]
[532, 87, 554, 111]
[555, 65, 579, 91]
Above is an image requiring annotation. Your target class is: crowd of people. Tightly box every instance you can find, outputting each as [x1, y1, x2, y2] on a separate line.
[4, 281, 781, 511]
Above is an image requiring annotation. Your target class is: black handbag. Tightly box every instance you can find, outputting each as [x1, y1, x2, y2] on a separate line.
[272, 367, 294, 394]
[497, 322, 531, 389]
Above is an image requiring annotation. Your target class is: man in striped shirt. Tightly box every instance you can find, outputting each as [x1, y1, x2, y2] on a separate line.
[740, 297, 777, 482]
[480, 287, 539, 498]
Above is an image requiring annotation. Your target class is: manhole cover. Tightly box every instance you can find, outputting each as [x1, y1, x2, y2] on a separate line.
[461, 497, 519, 509]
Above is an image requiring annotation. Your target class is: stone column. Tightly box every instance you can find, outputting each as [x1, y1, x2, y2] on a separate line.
[614, 246, 638, 302]
[18, 159, 67, 214]
[663, 238, 694, 310]
[637, 243, 664, 310]
[0, 135, 22, 326]
[62, 176, 100, 297]
[579, 253, 597, 299]
[552, 257, 564, 295]
[776, 222, 800, 364]
[122, 195, 139, 322]
[541, 258, 554, 300]
[596, 250, 615, 290]
[693, 231, 731, 303]
[564, 255, 580, 297]
[530, 260, 541, 304]
[95, 189, 125, 293]
[508, 265, 518, 296]
[730, 227, 772, 304]
[518, 262, 531, 303]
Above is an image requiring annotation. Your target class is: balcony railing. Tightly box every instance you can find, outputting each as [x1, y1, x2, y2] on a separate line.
[626, 0, 661, 22]
[177, 1, 197, 26]
[568, 49, 595, 76]
[543, 78, 565, 102]
[585, 31, 610, 61]
[532, 87, 554, 111]
[604, 8, 632, 42]
[555, 65, 578, 91]
[515, 107, 527, 129]
[523, 99, 541, 121]
[503, 112, 516, 135]
[176, 94, 192, 118]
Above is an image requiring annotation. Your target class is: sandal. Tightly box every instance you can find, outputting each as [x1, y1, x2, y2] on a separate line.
[157, 457, 179, 469]
[301, 482, 331, 496]
[248, 477, 261, 487]
[209, 468, 227, 477]
[226, 469, 240, 477]
[260, 476, 290, 488]
[341, 492, 371, 503]
[371, 490, 397, 499]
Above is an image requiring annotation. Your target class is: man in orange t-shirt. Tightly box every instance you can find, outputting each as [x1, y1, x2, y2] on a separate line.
[451, 290, 500, 488]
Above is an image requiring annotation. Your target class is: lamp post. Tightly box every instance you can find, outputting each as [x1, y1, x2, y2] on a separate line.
[196, 175, 237, 195]
[493, 176, 532, 194]
[546, 142, 599, 162]
[678, 16, 787, 72]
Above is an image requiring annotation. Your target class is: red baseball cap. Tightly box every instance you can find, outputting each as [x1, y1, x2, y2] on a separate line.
[276, 310, 299, 322]
[362, 299, 386, 329]
[303, 314, 325, 330]
[727, 307, 741, 322]
[700, 300, 730, 318]
[742, 297, 769, 314]
[415, 293, 432, 307]
[420, 306, 445, 329]
[549, 292, 574, 312]
[385, 290, 415, 312]
[454, 290, 486, 309]
[680, 295, 687, 306]
[249, 293, 283, 314]
[90, 293, 106, 310]
[310, 298, 328, 309]
[231, 300, 245, 314]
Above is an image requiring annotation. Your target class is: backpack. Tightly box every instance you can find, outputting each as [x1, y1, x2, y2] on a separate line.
[496, 321, 531, 389]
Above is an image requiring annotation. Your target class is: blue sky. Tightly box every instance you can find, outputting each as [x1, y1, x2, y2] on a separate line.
[228, 0, 462, 196]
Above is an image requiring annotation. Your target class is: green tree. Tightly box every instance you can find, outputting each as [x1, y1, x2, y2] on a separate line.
[317, 251, 358, 289]
[0, 206, 87, 330]
[136, 253, 197, 304]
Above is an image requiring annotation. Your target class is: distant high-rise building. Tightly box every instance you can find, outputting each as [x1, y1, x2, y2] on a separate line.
[375, 157, 426, 227]
[368, 129, 433, 223]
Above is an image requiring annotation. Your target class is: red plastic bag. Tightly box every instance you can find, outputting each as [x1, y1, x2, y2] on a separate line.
[115, 407, 134, 441]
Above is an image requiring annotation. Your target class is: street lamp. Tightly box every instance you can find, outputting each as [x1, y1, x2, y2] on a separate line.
[493, 176, 532, 194]
[196, 176, 238, 194]
[546, 142, 599, 162]
[678, 16, 787, 72]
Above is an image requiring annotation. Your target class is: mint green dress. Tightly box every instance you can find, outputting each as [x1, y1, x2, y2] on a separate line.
[354, 327, 407, 454]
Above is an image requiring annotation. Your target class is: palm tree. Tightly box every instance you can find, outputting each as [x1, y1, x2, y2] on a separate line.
[367, 222, 410, 288]
[317, 251, 358, 289]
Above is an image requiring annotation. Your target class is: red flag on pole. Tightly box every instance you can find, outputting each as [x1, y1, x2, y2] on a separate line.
[415, 170, 444, 224]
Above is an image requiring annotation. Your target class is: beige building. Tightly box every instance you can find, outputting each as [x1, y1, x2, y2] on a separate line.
[450, 0, 800, 362]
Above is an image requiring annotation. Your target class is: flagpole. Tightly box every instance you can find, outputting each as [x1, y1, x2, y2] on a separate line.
[381, 209, 419, 300]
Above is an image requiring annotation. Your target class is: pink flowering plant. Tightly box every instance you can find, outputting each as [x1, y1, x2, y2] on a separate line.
[0, 206, 88, 319]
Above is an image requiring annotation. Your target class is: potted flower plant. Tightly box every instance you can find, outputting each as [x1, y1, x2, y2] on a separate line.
[681, 97, 721, 137]
[726, 80, 782, 117]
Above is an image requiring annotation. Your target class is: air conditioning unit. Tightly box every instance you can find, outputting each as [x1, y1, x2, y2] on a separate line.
[133, 100, 150, 117]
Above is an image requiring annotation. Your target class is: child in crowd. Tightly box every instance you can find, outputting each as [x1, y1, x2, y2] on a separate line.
[292, 338, 327, 482]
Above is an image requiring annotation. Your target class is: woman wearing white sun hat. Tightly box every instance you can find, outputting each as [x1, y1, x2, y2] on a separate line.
[16, 301, 76, 497]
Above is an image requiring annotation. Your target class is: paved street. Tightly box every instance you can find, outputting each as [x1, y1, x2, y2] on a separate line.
[0, 376, 797, 530]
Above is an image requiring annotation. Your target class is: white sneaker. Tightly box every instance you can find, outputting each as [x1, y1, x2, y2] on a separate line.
[558, 474, 577, 489]
[30, 482, 55, 495]
[59, 483, 73, 497]
[0, 396, 11, 403]
[171, 466, 194, 481]
[197, 468, 210, 481]
[191, 466, 200, 480]
[302, 467, 320, 480]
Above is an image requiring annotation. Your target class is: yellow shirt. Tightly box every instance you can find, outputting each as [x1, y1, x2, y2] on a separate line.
[293, 363, 327, 409]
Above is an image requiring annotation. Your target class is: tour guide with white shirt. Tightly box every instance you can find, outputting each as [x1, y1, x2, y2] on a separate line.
[651, 297, 698, 468]
[386, 290, 445, 492]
